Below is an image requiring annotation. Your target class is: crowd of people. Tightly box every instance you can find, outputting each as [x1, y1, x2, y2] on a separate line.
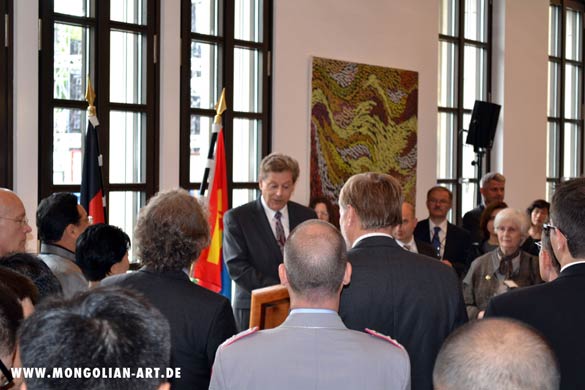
[0, 152, 582, 390]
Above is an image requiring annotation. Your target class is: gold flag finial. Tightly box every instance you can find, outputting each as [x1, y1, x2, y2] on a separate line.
[214, 89, 227, 124]
[85, 76, 97, 117]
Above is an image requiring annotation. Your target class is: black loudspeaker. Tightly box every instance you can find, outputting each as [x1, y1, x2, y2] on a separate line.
[465, 101, 501, 152]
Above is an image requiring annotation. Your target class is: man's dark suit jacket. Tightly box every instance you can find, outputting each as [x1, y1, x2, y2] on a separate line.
[414, 218, 472, 277]
[223, 199, 316, 311]
[339, 236, 468, 390]
[102, 269, 237, 390]
[462, 205, 484, 243]
[415, 239, 437, 258]
[485, 263, 585, 390]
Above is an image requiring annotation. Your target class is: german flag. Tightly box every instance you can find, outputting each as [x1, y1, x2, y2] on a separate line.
[80, 114, 105, 224]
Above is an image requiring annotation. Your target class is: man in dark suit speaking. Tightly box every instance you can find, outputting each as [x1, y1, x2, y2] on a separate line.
[223, 153, 316, 330]
[485, 177, 585, 390]
[338, 172, 467, 390]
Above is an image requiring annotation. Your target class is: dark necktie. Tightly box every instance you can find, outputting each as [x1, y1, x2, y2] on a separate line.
[432, 226, 441, 258]
[274, 211, 286, 252]
[403, 244, 411, 252]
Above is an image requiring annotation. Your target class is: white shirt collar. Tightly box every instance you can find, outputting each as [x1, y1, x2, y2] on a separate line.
[260, 196, 290, 236]
[561, 260, 585, 273]
[429, 219, 448, 232]
[352, 232, 394, 248]
[395, 237, 416, 250]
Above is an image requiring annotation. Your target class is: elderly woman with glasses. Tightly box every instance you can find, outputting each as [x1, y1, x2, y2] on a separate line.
[463, 208, 542, 320]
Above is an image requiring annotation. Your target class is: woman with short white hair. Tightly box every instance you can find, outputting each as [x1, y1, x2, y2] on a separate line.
[463, 208, 542, 319]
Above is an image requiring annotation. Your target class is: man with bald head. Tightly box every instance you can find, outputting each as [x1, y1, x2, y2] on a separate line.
[392, 202, 436, 257]
[433, 318, 559, 390]
[0, 188, 32, 256]
[210, 220, 410, 390]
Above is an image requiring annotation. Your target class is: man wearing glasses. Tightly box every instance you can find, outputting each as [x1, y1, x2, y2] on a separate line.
[0, 188, 32, 256]
[414, 186, 471, 277]
[486, 178, 585, 390]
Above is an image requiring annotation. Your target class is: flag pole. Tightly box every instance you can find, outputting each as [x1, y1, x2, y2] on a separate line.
[199, 89, 227, 196]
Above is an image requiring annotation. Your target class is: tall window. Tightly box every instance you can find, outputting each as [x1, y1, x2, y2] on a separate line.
[180, 0, 272, 207]
[438, 0, 491, 222]
[39, 0, 159, 244]
[0, 0, 13, 188]
[548, 0, 584, 198]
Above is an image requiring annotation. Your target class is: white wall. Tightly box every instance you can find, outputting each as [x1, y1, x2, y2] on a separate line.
[492, 0, 549, 210]
[14, 0, 39, 251]
[273, 0, 438, 215]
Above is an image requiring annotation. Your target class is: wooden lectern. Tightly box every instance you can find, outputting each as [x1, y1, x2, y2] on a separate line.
[249, 284, 290, 330]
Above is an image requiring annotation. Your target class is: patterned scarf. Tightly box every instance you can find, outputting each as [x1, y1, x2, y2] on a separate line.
[498, 248, 521, 279]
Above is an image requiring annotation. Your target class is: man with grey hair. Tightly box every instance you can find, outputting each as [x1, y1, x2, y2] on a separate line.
[462, 172, 506, 243]
[102, 188, 236, 390]
[337, 172, 467, 390]
[210, 220, 411, 390]
[485, 177, 585, 389]
[433, 318, 559, 390]
[223, 153, 316, 330]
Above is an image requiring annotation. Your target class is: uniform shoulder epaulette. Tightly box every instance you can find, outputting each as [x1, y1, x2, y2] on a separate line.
[365, 328, 405, 350]
[220, 327, 259, 349]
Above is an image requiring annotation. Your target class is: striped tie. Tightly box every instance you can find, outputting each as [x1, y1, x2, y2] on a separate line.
[274, 211, 286, 252]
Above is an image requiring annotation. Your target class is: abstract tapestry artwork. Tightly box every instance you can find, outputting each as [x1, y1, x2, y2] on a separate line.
[310, 56, 418, 209]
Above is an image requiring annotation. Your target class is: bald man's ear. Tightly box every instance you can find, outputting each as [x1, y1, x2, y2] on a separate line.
[342, 262, 352, 286]
[278, 263, 289, 286]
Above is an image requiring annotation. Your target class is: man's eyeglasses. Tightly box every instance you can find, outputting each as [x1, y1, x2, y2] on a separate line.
[0, 216, 29, 227]
[0, 358, 13, 387]
[543, 223, 568, 241]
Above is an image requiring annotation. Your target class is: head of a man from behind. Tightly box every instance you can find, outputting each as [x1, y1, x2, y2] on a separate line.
[0, 188, 31, 256]
[76, 224, 131, 283]
[0, 283, 23, 388]
[135, 188, 210, 272]
[258, 153, 300, 212]
[433, 318, 559, 390]
[550, 178, 585, 265]
[0, 252, 63, 301]
[480, 172, 506, 206]
[280, 220, 350, 309]
[18, 287, 171, 390]
[36, 193, 91, 252]
[338, 172, 402, 247]
[392, 202, 417, 243]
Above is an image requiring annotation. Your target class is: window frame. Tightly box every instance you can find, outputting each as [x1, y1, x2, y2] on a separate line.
[179, 0, 273, 206]
[38, 0, 160, 215]
[547, 0, 585, 197]
[0, 0, 13, 189]
[438, 0, 493, 223]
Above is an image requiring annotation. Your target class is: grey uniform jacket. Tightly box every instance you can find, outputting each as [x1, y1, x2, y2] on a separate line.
[209, 310, 411, 390]
[38, 243, 87, 298]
